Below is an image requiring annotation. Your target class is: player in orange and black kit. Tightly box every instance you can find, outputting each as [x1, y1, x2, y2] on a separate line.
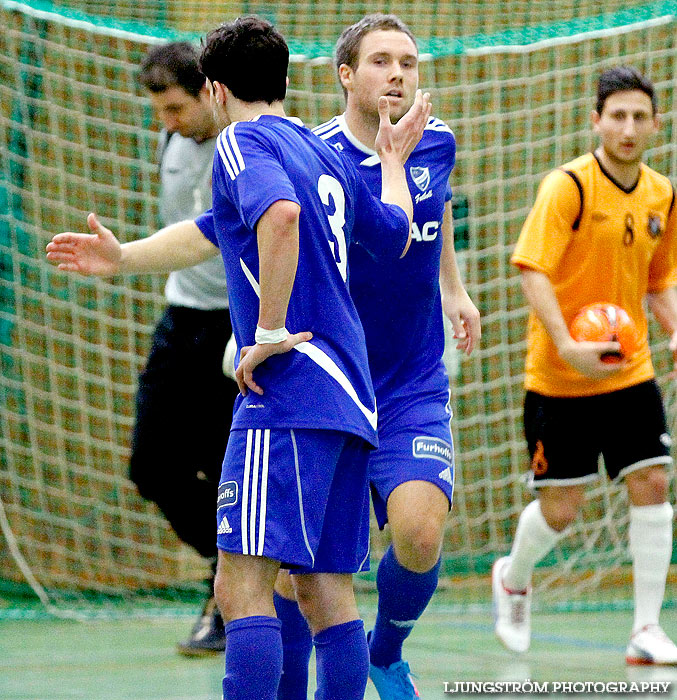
[492, 66, 677, 665]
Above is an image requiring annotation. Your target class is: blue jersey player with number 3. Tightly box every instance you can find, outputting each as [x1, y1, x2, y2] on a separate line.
[197, 17, 433, 700]
[47, 16, 431, 700]
[273, 14, 481, 700]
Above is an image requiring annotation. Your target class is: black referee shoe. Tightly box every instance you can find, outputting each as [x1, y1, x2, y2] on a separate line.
[177, 596, 225, 657]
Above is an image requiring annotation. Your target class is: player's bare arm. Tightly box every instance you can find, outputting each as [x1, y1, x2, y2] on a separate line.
[439, 201, 480, 355]
[520, 267, 622, 379]
[375, 89, 431, 256]
[235, 199, 312, 396]
[46, 214, 218, 276]
[647, 286, 677, 374]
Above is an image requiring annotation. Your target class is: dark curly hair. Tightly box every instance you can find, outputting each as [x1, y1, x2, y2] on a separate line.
[199, 16, 288, 105]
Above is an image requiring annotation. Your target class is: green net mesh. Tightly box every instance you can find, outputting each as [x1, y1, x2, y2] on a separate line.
[1, 0, 676, 617]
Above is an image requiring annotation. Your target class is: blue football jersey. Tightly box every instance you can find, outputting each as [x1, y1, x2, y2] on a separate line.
[313, 115, 456, 409]
[195, 115, 409, 446]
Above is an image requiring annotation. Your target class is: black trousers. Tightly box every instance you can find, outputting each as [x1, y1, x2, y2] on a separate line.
[129, 305, 239, 559]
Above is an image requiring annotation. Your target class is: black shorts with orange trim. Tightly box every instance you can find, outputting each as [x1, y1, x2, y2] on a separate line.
[523, 380, 672, 487]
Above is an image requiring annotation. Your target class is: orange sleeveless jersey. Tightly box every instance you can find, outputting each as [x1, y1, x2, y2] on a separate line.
[511, 152, 677, 397]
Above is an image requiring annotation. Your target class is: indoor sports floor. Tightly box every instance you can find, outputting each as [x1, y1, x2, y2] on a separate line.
[3, 603, 677, 699]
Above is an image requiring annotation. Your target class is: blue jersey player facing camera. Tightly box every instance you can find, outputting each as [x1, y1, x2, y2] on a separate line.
[273, 14, 481, 700]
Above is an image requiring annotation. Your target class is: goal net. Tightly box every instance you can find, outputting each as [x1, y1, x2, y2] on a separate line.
[1, 0, 676, 618]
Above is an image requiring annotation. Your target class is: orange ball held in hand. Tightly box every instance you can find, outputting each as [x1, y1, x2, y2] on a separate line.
[569, 303, 640, 364]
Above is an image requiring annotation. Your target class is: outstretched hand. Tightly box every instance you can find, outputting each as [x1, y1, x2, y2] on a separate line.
[46, 213, 122, 276]
[236, 331, 313, 396]
[374, 89, 432, 164]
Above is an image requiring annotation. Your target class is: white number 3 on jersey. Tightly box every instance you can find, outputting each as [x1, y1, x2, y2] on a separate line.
[318, 174, 347, 282]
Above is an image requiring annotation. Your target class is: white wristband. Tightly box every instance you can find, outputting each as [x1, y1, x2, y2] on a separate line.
[255, 325, 289, 344]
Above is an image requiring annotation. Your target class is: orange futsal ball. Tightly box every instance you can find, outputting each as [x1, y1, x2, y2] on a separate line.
[569, 303, 640, 363]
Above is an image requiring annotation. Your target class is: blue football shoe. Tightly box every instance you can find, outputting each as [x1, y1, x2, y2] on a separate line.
[369, 658, 420, 699]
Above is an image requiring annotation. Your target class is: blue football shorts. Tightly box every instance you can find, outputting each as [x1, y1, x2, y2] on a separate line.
[216, 427, 371, 574]
[370, 392, 455, 529]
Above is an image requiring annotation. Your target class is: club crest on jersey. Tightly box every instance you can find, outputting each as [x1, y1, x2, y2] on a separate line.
[217, 481, 238, 508]
[647, 213, 663, 238]
[410, 166, 431, 192]
[412, 436, 453, 466]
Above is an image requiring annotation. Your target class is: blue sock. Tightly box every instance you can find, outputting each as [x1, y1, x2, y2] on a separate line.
[274, 591, 312, 700]
[314, 619, 369, 700]
[222, 616, 282, 700]
[369, 545, 441, 668]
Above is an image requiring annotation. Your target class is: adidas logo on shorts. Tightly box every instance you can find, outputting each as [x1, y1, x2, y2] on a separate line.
[438, 467, 453, 485]
[217, 515, 232, 535]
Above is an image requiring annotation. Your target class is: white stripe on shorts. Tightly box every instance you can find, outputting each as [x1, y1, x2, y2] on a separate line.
[257, 430, 270, 556]
[250, 429, 262, 556]
[241, 429, 253, 554]
[291, 429, 314, 566]
[239, 429, 270, 556]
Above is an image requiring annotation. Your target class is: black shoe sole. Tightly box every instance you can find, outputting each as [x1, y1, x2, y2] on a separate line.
[176, 643, 225, 658]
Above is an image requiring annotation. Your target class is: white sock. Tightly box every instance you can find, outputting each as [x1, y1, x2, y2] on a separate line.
[629, 502, 674, 633]
[504, 499, 565, 591]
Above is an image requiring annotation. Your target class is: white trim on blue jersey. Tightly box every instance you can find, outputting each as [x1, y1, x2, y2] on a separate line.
[312, 116, 343, 141]
[216, 123, 246, 181]
[239, 258, 378, 430]
[314, 114, 454, 164]
[216, 137, 236, 181]
[218, 121, 309, 182]
[359, 154, 381, 167]
[294, 342, 378, 429]
[240, 258, 261, 295]
[425, 117, 454, 134]
[314, 115, 378, 166]
[228, 125, 246, 171]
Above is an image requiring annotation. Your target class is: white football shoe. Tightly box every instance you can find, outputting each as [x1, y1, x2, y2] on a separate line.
[492, 556, 531, 653]
[626, 625, 677, 665]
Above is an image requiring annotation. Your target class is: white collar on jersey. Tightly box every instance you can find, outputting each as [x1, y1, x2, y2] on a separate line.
[334, 114, 381, 167]
[336, 114, 377, 157]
